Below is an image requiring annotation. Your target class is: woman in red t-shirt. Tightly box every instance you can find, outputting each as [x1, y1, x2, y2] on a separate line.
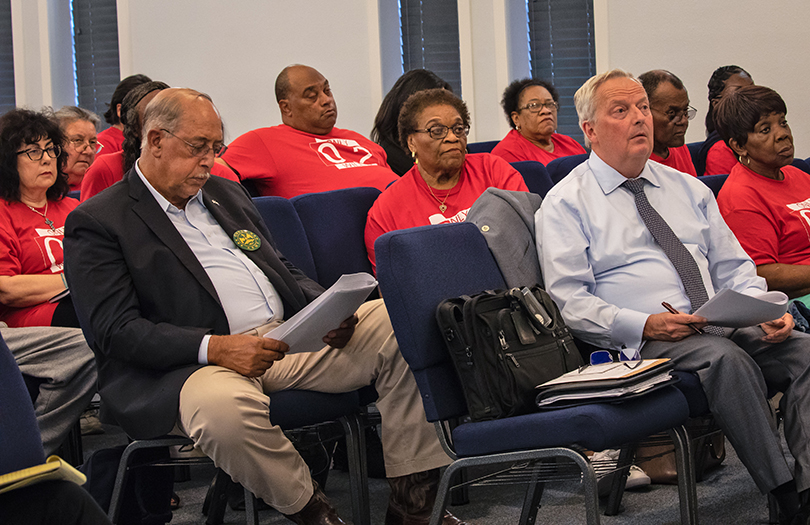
[365, 88, 528, 272]
[490, 78, 586, 165]
[0, 109, 80, 327]
[714, 85, 810, 302]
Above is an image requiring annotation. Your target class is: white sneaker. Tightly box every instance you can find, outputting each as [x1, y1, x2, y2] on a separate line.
[592, 449, 651, 497]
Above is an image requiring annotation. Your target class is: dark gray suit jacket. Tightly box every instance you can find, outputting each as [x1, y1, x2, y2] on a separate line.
[64, 169, 324, 438]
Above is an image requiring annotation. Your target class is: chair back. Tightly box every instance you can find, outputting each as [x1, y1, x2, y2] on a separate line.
[686, 141, 704, 176]
[375, 223, 506, 421]
[510, 161, 554, 197]
[252, 196, 318, 280]
[792, 158, 810, 174]
[699, 173, 729, 198]
[292, 187, 380, 289]
[0, 334, 46, 475]
[545, 153, 588, 184]
[467, 140, 499, 154]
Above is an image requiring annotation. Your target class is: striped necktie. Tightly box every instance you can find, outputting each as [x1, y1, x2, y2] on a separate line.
[623, 177, 723, 336]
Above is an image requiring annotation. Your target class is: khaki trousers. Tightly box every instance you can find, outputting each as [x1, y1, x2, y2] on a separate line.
[177, 299, 450, 514]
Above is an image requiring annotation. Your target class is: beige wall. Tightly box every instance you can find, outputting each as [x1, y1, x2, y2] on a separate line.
[595, 0, 810, 154]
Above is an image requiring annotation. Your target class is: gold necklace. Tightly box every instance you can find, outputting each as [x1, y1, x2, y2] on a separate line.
[427, 185, 450, 213]
[26, 201, 56, 231]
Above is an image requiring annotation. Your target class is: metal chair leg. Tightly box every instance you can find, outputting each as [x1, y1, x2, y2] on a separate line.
[518, 460, 546, 525]
[668, 425, 699, 525]
[604, 445, 635, 516]
[340, 413, 370, 525]
[244, 488, 258, 525]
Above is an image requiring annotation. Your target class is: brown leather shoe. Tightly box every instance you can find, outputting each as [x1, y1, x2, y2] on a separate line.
[385, 469, 468, 525]
[283, 481, 346, 525]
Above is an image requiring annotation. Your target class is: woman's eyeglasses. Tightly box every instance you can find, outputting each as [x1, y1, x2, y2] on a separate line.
[413, 124, 470, 141]
[17, 145, 62, 162]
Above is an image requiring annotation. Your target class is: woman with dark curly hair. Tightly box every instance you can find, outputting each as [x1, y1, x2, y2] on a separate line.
[699, 65, 753, 175]
[371, 69, 452, 176]
[0, 109, 80, 327]
[714, 85, 810, 302]
[365, 88, 527, 272]
[491, 78, 585, 164]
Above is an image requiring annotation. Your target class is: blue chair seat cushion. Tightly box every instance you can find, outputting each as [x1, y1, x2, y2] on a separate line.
[451, 385, 688, 457]
[672, 370, 710, 417]
[267, 389, 361, 429]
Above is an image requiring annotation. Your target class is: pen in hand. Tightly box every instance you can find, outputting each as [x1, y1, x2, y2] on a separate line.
[661, 301, 704, 335]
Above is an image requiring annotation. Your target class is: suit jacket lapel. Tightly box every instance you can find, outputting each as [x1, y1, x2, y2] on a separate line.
[126, 170, 222, 305]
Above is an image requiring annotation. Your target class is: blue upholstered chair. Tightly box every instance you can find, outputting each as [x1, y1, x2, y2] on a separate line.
[510, 161, 554, 197]
[375, 222, 697, 524]
[0, 333, 46, 478]
[251, 196, 318, 280]
[698, 173, 729, 198]
[466, 140, 500, 154]
[792, 158, 810, 174]
[291, 187, 381, 289]
[686, 141, 705, 176]
[545, 153, 589, 184]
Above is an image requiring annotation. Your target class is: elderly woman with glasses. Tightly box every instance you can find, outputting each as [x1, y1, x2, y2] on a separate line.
[714, 85, 810, 304]
[0, 109, 80, 327]
[491, 78, 586, 164]
[365, 88, 528, 272]
[54, 106, 100, 191]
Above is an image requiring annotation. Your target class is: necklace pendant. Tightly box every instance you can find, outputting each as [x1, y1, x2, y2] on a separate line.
[439, 204, 447, 213]
[45, 218, 55, 231]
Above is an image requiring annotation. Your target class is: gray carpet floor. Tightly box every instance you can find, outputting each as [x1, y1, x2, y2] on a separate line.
[82, 423, 781, 524]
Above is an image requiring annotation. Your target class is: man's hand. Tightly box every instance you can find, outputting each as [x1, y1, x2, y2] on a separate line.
[322, 314, 358, 349]
[643, 312, 708, 342]
[760, 312, 794, 344]
[207, 334, 289, 377]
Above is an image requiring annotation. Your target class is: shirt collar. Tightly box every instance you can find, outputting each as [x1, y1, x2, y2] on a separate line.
[135, 159, 205, 212]
[588, 151, 662, 195]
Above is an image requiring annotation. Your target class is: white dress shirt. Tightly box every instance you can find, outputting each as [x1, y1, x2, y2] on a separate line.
[536, 151, 765, 352]
[136, 163, 283, 362]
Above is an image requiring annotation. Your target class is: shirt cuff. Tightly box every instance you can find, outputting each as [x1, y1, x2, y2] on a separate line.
[198, 334, 211, 365]
[611, 308, 649, 352]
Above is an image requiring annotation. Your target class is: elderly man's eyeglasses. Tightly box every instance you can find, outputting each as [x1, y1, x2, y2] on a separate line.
[161, 129, 227, 158]
[652, 106, 697, 122]
[17, 145, 62, 162]
[517, 101, 559, 113]
[68, 137, 101, 154]
[414, 124, 470, 141]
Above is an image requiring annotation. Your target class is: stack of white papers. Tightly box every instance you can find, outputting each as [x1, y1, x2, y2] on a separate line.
[694, 289, 788, 328]
[263, 273, 378, 353]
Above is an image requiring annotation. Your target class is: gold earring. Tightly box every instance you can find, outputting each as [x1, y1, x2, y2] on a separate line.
[411, 150, 418, 165]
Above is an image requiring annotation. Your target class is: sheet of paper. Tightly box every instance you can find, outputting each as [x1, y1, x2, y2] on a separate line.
[263, 273, 378, 354]
[694, 288, 788, 328]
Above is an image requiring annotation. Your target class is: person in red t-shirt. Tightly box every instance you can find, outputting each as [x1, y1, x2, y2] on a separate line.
[702, 66, 754, 175]
[81, 80, 237, 202]
[54, 106, 101, 191]
[491, 78, 586, 165]
[715, 85, 810, 304]
[219, 65, 397, 198]
[97, 74, 152, 156]
[639, 70, 698, 177]
[0, 109, 80, 328]
[366, 88, 528, 272]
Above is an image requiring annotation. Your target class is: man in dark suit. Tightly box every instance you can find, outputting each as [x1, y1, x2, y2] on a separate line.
[64, 88, 462, 525]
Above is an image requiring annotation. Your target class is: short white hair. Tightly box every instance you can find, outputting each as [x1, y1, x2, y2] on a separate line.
[574, 69, 640, 147]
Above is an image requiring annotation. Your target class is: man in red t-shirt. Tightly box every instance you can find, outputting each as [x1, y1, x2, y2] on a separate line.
[639, 70, 697, 177]
[219, 65, 397, 198]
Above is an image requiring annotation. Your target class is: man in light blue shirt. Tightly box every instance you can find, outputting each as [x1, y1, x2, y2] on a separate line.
[537, 70, 810, 524]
